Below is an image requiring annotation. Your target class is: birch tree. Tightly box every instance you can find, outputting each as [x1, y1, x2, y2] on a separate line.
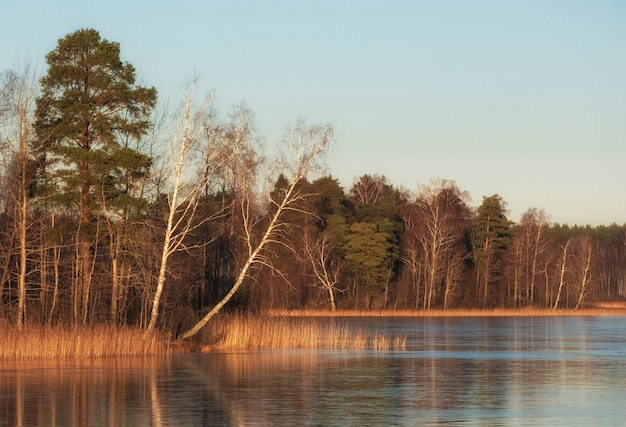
[146, 82, 222, 332]
[400, 212, 423, 309]
[412, 180, 471, 309]
[304, 232, 343, 311]
[0, 61, 39, 328]
[515, 208, 551, 305]
[553, 239, 570, 310]
[178, 119, 333, 339]
[302, 176, 349, 310]
[573, 236, 594, 309]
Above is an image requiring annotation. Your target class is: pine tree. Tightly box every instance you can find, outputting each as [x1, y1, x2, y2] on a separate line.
[34, 28, 157, 324]
[473, 194, 512, 307]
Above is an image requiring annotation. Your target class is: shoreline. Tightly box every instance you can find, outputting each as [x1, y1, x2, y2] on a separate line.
[268, 306, 626, 317]
[3, 305, 626, 359]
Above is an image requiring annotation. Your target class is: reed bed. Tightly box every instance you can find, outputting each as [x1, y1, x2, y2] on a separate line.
[201, 313, 407, 352]
[0, 320, 169, 360]
[269, 307, 626, 318]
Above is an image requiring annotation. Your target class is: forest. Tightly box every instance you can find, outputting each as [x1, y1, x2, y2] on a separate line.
[1, 29, 625, 339]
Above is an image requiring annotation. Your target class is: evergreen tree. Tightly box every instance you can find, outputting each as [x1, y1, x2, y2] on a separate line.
[345, 175, 405, 308]
[308, 176, 349, 255]
[344, 221, 395, 308]
[473, 194, 512, 307]
[305, 176, 349, 308]
[34, 28, 157, 324]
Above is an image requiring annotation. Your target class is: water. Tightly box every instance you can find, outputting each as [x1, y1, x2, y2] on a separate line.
[2, 316, 626, 426]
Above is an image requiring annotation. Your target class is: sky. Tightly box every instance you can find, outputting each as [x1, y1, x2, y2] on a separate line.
[2, 0, 625, 225]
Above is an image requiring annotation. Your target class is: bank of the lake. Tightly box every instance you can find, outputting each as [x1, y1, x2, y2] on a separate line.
[0, 320, 169, 360]
[3, 306, 626, 359]
[270, 305, 626, 317]
[4, 316, 626, 426]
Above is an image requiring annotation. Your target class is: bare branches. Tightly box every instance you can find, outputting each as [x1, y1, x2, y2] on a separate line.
[303, 232, 343, 311]
[278, 119, 332, 183]
[349, 174, 386, 206]
[178, 120, 332, 339]
[404, 179, 472, 309]
[147, 78, 225, 331]
[0, 58, 39, 328]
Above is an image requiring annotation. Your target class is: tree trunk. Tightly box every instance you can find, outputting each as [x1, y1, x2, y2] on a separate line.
[575, 240, 593, 309]
[49, 241, 60, 324]
[553, 240, 570, 310]
[17, 189, 27, 328]
[328, 286, 337, 311]
[482, 251, 491, 307]
[178, 198, 281, 339]
[111, 248, 119, 323]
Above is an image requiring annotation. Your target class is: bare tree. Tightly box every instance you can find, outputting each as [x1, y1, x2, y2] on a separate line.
[515, 208, 551, 306]
[553, 239, 570, 310]
[178, 119, 332, 339]
[303, 232, 343, 311]
[0, 60, 39, 328]
[409, 180, 471, 309]
[573, 236, 594, 309]
[349, 174, 386, 206]
[146, 80, 223, 332]
[400, 204, 423, 309]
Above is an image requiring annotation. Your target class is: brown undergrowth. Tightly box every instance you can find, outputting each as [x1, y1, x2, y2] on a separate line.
[199, 313, 407, 352]
[0, 319, 169, 360]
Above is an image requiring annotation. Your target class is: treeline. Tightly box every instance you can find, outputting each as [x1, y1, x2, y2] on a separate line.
[1, 29, 625, 337]
[259, 177, 626, 312]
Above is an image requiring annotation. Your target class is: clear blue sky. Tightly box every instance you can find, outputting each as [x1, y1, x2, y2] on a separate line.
[3, 0, 625, 225]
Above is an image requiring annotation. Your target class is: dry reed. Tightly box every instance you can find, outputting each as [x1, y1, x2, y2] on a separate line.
[269, 307, 626, 318]
[0, 319, 169, 360]
[201, 313, 407, 351]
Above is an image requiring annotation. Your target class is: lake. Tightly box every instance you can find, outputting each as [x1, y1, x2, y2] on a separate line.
[2, 316, 625, 426]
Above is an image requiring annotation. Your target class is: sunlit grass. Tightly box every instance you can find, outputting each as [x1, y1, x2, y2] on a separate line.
[200, 313, 407, 352]
[269, 307, 626, 317]
[0, 319, 169, 360]
[5, 305, 622, 359]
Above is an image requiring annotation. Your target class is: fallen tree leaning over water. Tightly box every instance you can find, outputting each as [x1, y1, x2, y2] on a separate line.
[178, 120, 334, 340]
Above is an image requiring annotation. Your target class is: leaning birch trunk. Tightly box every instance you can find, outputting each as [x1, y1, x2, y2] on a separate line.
[574, 238, 593, 309]
[178, 195, 287, 339]
[179, 120, 332, 340]
[553, 240, 570, 310]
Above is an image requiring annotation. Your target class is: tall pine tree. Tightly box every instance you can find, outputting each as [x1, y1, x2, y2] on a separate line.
[473, 194, 512, 307]
[34, 28, 157, 324]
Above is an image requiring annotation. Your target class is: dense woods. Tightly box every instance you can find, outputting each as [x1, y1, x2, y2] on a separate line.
[1, 29, 625, 338]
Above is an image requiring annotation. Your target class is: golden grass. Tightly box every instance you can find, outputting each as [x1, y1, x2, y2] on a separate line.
[200, 307, 626, 352]
[0, 319, 169, 360]
[200, 313, 407, 352]
[269, 307, 626, 318]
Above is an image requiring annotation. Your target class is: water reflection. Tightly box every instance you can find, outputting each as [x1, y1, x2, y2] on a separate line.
[2, 317, 626, 426]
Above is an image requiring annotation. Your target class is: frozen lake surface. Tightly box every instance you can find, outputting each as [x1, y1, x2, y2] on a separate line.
[2, 316, 626, 426]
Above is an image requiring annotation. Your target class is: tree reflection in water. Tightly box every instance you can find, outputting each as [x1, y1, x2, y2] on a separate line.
[2, 317, 626, 426]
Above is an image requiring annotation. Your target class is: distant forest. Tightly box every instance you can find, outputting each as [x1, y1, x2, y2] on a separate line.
[1, 29, 624, 336]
